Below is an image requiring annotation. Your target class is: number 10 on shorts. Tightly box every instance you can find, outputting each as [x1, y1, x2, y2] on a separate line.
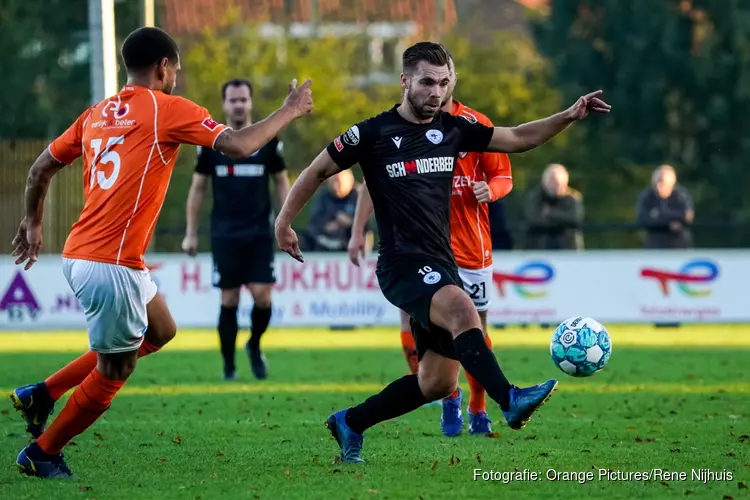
[418, 266, 442, 285]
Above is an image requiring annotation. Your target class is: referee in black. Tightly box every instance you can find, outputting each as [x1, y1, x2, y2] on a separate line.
[183, 78, 290, 381]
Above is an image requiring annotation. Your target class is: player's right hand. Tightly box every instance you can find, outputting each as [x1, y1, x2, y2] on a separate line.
[181, 235, 198, 257]
[283, 79, 313, 118]
[347, 233, 366, 267]
[11, 218, 42, 271]
[275, 223, 304, 263]
[564, 90, 611, 121]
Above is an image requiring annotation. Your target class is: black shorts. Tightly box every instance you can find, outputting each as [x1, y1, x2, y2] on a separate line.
[211, 236, 276, 289]
[377, 256, 462, 360]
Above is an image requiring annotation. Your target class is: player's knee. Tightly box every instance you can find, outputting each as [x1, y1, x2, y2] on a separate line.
[146, 314, 177, 348]
[157, 317, 177, 345]
[420, 375, 457, 401]
[434, 286, 480, 336]
[221, 289, 241, 308]
[252, 290, 272, 309]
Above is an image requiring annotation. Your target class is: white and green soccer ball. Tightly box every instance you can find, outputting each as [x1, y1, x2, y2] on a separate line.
[550, 316, 612, 377]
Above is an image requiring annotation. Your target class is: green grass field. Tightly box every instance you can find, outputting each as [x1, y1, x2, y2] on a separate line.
[0, 325, 748, 499]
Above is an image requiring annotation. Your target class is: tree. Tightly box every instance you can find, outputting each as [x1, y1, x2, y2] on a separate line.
[0, 0, 142, 140]
[534, 0, 750, 247]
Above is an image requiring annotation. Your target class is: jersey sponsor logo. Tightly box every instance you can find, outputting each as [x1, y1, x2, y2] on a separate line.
[459, 152, 468, 159]
[90, 118, 137, 129]
[452, 175, 474, 196]
[343, 125, 360, 146]
[392, 136, 402, 149]
[102, 96, 130, 118]
[426, 129, 443, 144]
[385, 157, 455, 178]
[202, 117, 220, 131]
[216, 164, 265, 177]
[452, 175, 473, 190]
[333, 137, 344, 152]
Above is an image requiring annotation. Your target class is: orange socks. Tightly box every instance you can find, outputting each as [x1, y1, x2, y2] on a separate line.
[37, 370, 125, 455]
[45, 351, 98, 401]
[400, 330, 419, 374]
[467, 335, 493, 414]
[138, 340, 162, 357]
[44, 341, 162, 401]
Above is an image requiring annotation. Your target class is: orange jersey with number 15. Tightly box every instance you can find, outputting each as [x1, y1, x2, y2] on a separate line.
[449, 100, 513, 270]
[49, 85, 229, 270]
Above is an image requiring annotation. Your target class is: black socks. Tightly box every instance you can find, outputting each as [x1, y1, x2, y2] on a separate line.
[218, 306, 238, 373]
[454, 327, 512, 411]
[344, 374, 427, 435]
[249, 305, 272, 350]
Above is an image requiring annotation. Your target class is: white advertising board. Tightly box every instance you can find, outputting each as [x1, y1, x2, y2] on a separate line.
[0, 250, 747, 329]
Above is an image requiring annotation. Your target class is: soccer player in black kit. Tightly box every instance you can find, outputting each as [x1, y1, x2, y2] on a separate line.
[183, 79, 290, 381]
[276, 43, 610, 462]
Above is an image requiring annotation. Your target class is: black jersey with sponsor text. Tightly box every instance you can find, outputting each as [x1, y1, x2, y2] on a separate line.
[196, 137, 286, 240]
[326, 105, 493, 269]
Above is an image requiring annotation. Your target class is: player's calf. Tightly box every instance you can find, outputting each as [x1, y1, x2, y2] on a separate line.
[419, 351, 464, 437]
[417, 351, 460, 401]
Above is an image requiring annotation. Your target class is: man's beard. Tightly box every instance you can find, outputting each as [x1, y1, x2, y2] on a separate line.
[407, 89, 440, 120]
[230, 112, 249, 128]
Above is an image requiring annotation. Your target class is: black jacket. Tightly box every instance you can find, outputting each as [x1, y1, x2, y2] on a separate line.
[523, 185, 584, 250]
[636, 186, 693, 248]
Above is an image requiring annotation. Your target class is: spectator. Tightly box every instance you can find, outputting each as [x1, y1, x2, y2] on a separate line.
[303, 170, 372, 251]
[636, 164, 694, 248]
[522, 164, 584, 250]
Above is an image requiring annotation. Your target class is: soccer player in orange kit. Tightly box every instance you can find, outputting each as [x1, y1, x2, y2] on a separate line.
[347, 55, 512, 437]
[9, 26, 313, 478]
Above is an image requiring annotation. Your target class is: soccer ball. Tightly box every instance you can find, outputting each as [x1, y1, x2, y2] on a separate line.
[550, 316, 611, 377]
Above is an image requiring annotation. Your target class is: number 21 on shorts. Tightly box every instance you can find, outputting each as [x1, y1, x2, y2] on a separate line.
[89, 136, 124, 190]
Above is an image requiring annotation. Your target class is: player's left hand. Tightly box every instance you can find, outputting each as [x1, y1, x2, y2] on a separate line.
[347, 233, 367, 267]
[472, 181, 492, 203]
[565, 90, 611, 121]
[11, 218, 42, 271]
[275, 223, 304, 263]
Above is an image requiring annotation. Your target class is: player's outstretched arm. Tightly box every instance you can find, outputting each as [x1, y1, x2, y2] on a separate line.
[214, 79, 313, 159]
[12, 149, 66, 270]
[347, 181, 374, 267]
[275, 149, 343, 262]
[486, 91, 611, 154]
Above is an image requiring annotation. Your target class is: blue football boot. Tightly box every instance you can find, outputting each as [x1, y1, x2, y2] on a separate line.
[468, 410, 492, 435]
[502, 380, 558, 430]
[10, 383, 54, 438]
[440, 388, 464, 437]
[325, 409, 365, 463]
[16, 442, 73, 479]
